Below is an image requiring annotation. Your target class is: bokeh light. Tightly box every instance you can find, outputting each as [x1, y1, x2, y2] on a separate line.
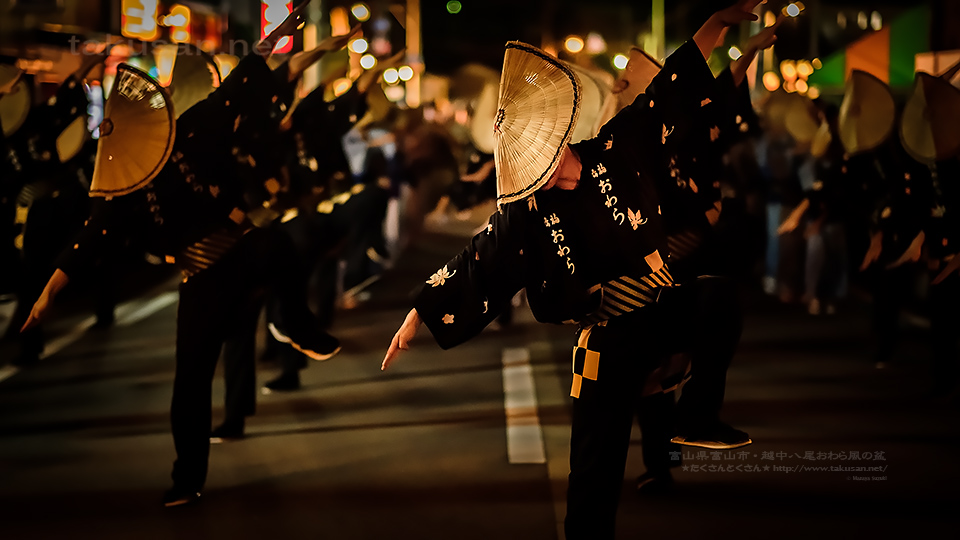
[360, 54, 377, 69]
[351, 3, 370, 21]
[763, 71, 781, 92]
[564, 36, 584, 54]
[383, 68, 399, 84]
[398, 65, 414, 81]
[446, 1, 462, 14]
[333, 78, 352, 97]
[350, 38, 369, 54]
[613, 54, 629, 70]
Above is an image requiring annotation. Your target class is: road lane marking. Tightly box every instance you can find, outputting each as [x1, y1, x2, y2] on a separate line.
[0, 365, 18, 383]
[40, 316, 96, 359]
[502, 347, 546, 464]
[115, 291, 178, 327]
[1, 289, 178, 384]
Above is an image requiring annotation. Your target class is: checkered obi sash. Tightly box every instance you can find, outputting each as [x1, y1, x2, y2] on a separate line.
[571, 265, 691, 398]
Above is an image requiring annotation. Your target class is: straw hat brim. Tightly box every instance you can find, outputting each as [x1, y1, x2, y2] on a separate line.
[90, 64, 175, 197]
[168, 44, 221, 119]
[565, 62, 614, 143]
[900, 72, 960, 164]
[784, 95, 819, 144]
[469, 81, 498, 154]
[495, 41, 581, 205]
[615, 47, 662, 111]
[838, 70, 895, 155]
[56, 116, 89, 163]
[1, 79, 31, 137]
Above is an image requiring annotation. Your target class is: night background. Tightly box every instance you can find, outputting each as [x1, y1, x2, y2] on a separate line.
[1, 1, 959, 539]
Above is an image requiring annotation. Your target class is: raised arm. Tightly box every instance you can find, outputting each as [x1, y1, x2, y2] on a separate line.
[255, 0, 311, 58]
[381, 206, 526, 370]
[693, 0, 762, 61]
[356, 50, 406, 94]
[286, 24, 362, 83]
[731, 15, 782, 87]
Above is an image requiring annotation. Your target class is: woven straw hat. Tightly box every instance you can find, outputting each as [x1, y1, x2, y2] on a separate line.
[810, 120, 833, 159]
[838, 70, 895, 155]
[0, 64, 22, 93]
[0, 76, 30, 137]
[90, 64, 175, 197]
[900, 71, 960, 164]
[157, 43, 221, 119]
[495, 41, 581, 205]
[565, 62, 615, 143]
[56, 116, 89, 163]
[614, 47, 662, 113]
[469, 81, 498, 154]
[784, 95, 819, 145]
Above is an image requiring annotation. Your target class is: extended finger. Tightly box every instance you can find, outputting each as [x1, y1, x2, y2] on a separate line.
[21, 314, 37, 333]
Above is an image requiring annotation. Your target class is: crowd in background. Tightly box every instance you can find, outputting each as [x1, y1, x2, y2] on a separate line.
[1, 38, 958, 402]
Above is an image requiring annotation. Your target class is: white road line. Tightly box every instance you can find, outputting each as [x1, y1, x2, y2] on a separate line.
[502, 347, 546, 464]
[0, 365, 19, 384]
[2, 289, 178, 383]
[115, 291, 178, 327]
[40, 316, 96, 359]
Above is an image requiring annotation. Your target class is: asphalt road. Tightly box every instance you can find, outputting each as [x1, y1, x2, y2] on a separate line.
[1, 219, 957, 539]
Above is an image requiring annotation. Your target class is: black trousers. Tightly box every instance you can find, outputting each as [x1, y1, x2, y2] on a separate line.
[565, 277, 742, 540]
[928, 271, 960, 392]
[635, 390, 681, 475]
[171, 227, 313, 491]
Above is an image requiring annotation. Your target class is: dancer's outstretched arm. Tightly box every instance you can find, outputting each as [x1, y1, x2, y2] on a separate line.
[693, 0, 763, 61]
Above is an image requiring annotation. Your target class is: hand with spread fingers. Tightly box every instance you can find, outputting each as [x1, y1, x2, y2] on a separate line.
[21, 269, 70, 333]
[718, 0, 766, 26]
[318, 24, 363, 52]
[357, 50, 407, 94]
[287, 24, 363, 81]
[382, 308, 422, 371]
[256, 0, 312, 57]
[860, 231, 883, 271]
[695, 0, 763, 60]
[747, 15, 783, 51]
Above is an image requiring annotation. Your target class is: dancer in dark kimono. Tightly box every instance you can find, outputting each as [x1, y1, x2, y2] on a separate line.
[22, 0, 336, 507]
[382, 2, 763, 538]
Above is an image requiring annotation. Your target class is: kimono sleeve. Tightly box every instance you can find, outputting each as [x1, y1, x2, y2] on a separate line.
[23, 74, 89, 162]
[54, 196, 134, 279]
[643, 41, 717, 144]
[596, 41, 716, 161]
[414, 208, 526, 350]
[180, 53, 278, 134]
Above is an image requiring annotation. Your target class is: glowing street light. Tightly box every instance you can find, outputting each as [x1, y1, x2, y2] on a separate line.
[585, 33, 607, 54]
[262, 1, 293, 54]
[351, 3, 370, 21]
[350, 38, 369, 54]
[780, 60, 797, 80]
[333, 78, 352, 97]
[762, 71, 780, 92]
[564, 36, 584, 54]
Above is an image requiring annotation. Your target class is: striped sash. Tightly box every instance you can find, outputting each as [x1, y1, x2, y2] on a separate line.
[666, 230, 703, 262]
[580, 265, 674, 326]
